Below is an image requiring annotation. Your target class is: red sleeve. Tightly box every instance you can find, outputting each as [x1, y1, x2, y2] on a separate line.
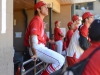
[68, 30, 74, 41]
[80, 25, 88, 38]
[58, 28, 62, 35]
[29, 20, 39, 35]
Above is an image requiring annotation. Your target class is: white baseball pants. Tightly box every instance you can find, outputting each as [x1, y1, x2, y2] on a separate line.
[55, 40, 63, 54]
[29, 43, 65, 74]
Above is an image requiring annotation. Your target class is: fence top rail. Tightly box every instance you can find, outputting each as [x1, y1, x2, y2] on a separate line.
[23, 59, 33, 66]
[23, 61, 44, 75]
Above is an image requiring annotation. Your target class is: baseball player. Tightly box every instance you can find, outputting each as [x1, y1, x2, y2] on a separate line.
[61, 21, 76, 74]
[66, 21, 75, 48]
[72, 15, 80, 32]
[66, 12, 94, 67]
[54, 21, 64, 54]
[78, 19, 100, 75]
[24, 1, 65, 75]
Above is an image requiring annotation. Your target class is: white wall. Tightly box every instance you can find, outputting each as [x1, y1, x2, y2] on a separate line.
[0, 0, 14, 75]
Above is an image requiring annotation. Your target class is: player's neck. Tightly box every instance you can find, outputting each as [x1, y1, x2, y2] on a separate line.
[84, 22, 90, 28]
[69, 28, 73, 31]
[56, 26, 59, 28]
[38, 14, 45, 20]
[75, 24, 78, 27]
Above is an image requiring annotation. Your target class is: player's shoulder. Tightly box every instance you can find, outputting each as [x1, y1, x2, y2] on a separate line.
[54, 27, 57, 31]
[56, 27, 61, 31]
[80, 25, 88, 33]
[67, 30, 73, 34]
[29, 16, 41, 26]
[69, 30, 73, 32]
[31, 16, 40, 23]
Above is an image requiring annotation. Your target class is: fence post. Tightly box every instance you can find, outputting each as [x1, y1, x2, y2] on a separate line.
[34, 61, 36, 75]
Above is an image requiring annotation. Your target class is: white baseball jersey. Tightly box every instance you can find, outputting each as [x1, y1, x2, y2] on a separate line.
[67, 29, 84, 59]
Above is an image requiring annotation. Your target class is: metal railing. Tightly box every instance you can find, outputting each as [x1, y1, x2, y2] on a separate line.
[21, 58, 47, 75]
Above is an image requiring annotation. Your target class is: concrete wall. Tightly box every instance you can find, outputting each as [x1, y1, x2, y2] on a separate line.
[14, 11, 26, 52]
[0, 0, 14, 75]
[13, 10, 35, 52]
[27, 10, 35, 24]
[40, 0, 61, 13]
[44, 4, 72, 33]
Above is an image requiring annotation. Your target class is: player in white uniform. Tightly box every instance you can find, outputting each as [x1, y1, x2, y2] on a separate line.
[24, 1, 65, 75]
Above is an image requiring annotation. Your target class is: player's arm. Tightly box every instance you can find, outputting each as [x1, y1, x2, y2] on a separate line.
[68, 31, 74, 41]
[29, 21, 39, 61]
[48, 40, 56, 44]
[45, 35, 55, 44]
[60, 33, 64, 37]
[59, 31, 64, 37]
[58, 29, 64, 37]
[30, 35, 38, 61]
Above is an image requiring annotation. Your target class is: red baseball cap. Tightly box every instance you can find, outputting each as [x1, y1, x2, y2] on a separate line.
[82, 12, 94, 20]
[55, 21, 61, 25]
[72, 15, 79, 21]
[34, 1, 46, 10]
[67, 21, 73, 27]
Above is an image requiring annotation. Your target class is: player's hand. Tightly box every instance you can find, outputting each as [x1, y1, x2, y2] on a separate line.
[31, 54, 38, 61]
[49, 40, 55, 44]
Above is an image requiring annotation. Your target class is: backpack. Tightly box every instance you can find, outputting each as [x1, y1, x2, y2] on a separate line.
[66, 46, 100, 75]
[78, 25, 90, 50]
